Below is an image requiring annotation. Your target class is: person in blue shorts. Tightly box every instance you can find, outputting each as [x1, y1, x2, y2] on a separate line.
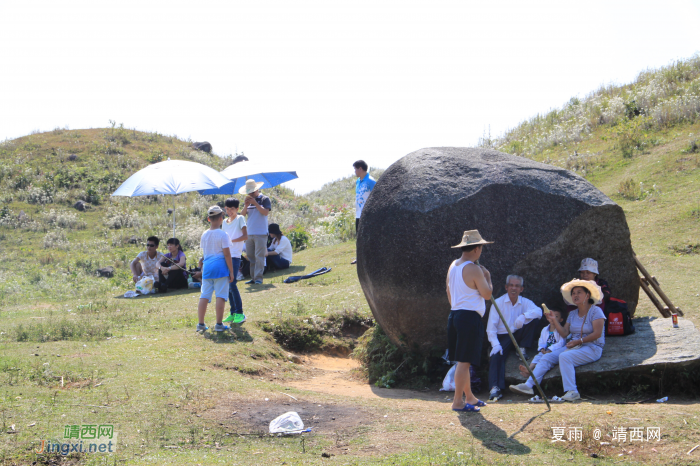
[196, 206, 235, 332]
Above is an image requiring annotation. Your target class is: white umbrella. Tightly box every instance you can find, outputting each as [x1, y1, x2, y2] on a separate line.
[112, 159, 232, 237]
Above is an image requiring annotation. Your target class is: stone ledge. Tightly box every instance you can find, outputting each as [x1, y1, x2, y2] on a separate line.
[505, 317, 700, 384]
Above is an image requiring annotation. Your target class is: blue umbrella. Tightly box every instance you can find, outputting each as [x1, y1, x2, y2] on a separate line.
[112, 159, 232, 236]
[198, 161, 298, 195]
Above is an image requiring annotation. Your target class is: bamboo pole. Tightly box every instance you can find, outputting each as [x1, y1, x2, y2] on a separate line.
[640, 277, 670, 317]
[634, 255, 683, 316]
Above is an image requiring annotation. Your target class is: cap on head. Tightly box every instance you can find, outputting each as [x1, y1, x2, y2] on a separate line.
[578, 258, 599, 275]
[451, 229, 494, 248]
[207, 205, 224, 217]
[239, 179, 265, 195]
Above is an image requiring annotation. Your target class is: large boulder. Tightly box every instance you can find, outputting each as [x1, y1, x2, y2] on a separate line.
[192, 141, 212, 153]
[356, 147, 639, 355]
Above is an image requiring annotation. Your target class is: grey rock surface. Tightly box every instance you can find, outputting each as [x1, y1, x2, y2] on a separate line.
[505, 317, 700, 383]
[192, 141, 212, 153]
[356, 147, 639, 354]
[96, 266, 114, 278]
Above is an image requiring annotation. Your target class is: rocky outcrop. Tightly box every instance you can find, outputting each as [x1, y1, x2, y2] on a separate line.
[192, 141, 212, 153]
[356, 147, 639, 354]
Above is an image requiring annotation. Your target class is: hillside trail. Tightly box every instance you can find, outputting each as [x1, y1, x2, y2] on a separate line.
[287, 354, 449, 403]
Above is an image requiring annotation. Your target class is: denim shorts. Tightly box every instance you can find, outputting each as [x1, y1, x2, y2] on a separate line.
[200, 276, 229, 303]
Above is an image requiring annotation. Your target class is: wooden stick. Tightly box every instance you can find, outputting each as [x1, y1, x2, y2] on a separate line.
[640, 277, 670, 317]
[687, 445, 699, 455]
[634, 255, 684, 316]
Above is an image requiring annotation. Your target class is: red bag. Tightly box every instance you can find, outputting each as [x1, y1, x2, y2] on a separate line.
[604, 297, 635, 336]
[607, 312, 625, 336]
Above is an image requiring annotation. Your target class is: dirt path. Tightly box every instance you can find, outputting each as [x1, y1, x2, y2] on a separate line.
[288, 354, 447, 402]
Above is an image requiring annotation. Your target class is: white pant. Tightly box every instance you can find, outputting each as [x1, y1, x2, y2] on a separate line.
[526, 345, 603, 393]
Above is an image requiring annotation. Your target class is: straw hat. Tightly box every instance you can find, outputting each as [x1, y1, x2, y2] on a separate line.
[560, 279, 603, 305]
[239, 179, 265, 195]
[578, 258, 599, 275]
[451, 230, 494, 248]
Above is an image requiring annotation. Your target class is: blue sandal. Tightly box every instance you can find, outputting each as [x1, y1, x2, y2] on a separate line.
[475, 400, 487, 407]
[452, 403, 480, 412]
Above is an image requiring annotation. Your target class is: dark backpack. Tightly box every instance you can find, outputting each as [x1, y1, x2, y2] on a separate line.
[604, 297, 635, 336]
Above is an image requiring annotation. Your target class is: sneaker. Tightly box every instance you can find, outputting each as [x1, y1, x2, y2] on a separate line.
[489, 386, 503, 401]
[245, 280, 255, 285]
[254, 280, 263, 285]
[509, 383, 534, 396]
[236, 272, 245, 281]
[196, 323, 208, 332]
[214, 323, 230, 332]
[560, 391, 581, 402]
[223, 313, 246, 324]
[520, 348, 529, 360]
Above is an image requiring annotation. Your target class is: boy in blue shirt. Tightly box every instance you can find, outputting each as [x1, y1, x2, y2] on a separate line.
[196, 206, 235, 332]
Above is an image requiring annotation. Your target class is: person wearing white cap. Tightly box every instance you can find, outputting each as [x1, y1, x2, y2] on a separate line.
[240, 179, 271, 285]
[572, 258, 611, 312]
[195, 206, 235, 332]
[446, 230, 494, 412]
[509, 279, 606, 402]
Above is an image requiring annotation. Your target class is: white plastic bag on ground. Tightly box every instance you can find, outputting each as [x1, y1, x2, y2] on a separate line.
[269, 412, 304, 434]
[135, 275, 155, 294]
[439, 364, 457, 392]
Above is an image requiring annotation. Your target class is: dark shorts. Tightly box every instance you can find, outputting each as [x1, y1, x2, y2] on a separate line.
[447, 310, 484, 365]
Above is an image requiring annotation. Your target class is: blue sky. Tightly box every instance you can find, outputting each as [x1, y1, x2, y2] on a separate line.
[1, 0, 699, 193]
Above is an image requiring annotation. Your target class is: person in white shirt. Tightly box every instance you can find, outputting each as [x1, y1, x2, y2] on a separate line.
[519, 309, 566, 377]
[265, 223, 293, 270]
[486, 275, 542, 401]
[221, 198, 247, 324]
[130, 236, 165, 285]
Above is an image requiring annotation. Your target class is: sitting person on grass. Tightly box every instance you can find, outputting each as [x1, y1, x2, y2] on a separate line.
[510, 279, 606, 402]
[157, 238, 188, 292]
[130, 236, 165, 286]
[519, 308, 566, 378]
[265, 223, 293, 271]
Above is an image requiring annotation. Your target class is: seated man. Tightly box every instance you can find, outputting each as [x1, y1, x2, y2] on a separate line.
[487, 274, 542, 401]
[130, 236, 165, 287]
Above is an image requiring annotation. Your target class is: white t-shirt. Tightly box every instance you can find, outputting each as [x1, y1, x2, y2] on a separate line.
[270, 236, 293, 263]
[136, 250, 164, 278]
[200, 229, 230, 259]
[222, 215, 246, 258]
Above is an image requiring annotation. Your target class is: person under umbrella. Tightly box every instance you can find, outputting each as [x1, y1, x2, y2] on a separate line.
[241, 179, 271, 285]
[265, 223, 293, 271]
